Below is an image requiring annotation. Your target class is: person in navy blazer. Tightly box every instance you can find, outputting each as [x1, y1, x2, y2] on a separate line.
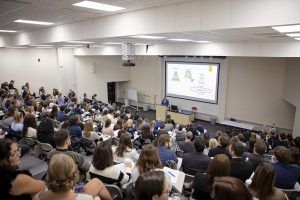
[161, 96, 169, 107]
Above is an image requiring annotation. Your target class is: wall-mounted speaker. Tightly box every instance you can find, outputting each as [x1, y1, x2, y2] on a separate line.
[90, 62, 96, 73]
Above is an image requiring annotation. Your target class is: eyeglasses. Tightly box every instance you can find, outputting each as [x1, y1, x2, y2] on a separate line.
[10, 147, 21, 157]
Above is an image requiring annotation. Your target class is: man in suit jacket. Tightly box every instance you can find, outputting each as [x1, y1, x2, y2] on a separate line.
[229, 142, 253, 182]
[161, 96, 169, 107]
[182, 136, 211, 175]
[177, 131, 194, 154]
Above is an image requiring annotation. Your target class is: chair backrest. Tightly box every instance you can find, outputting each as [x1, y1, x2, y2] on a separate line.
[19, 137, 37, 147]
[275, 187, 299, 200]
[105, 184, 123, 200]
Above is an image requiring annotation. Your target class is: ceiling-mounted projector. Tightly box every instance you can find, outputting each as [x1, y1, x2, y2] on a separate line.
[123, 60, 135, 67]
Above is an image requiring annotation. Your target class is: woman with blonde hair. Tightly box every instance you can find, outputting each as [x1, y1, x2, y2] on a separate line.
[10, 111, 23, 132]
[209, 138, 219, 149]
[82, 120, 100, 142]
[34, 153, 112, 200]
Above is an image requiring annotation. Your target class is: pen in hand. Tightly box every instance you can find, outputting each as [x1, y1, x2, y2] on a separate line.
[168, 171, 175, 177]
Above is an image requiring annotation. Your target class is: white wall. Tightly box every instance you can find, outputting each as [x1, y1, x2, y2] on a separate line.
[74, 56, 131, 103]
[282, 59, 300, 136]
[226, 57, 295, 129]
[0, 48, 59, 94]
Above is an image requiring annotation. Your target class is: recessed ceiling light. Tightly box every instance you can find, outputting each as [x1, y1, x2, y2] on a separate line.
[73, 1, 125, 12]
[14, 19, 53, 25]
[66, 40, 94, 44]
[167, 39, 194, 42]
[294, 38, 300, 40]
[0, 30, 17, 33]
[30, 45, 53, 47]
[6, 46, 27, 48]
[286, 33, 300, 37]
[130, 35, 165, 39]
[272, 24, 300, 33]
[102, 42, 122, 45]
[35, 47, 54, 48]
[135, 43, 151, 46]
[90, 45, 106, 48]
[194, 41, 211, 43]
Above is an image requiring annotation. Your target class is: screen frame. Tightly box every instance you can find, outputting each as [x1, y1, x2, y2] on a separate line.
[164, 61, 220, 104]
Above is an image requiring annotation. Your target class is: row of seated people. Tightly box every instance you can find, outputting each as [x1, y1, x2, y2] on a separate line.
[1, 138, 267, 200]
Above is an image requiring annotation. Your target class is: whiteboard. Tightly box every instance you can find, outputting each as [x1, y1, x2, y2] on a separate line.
[127, 88, 137, 101]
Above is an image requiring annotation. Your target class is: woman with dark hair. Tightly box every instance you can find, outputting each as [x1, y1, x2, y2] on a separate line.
[102, 119, 114, 137]
[192, 154, 230, 200]
[113, 119, 123, 131]
[2, 106, 15, 129]
[140, 124, 155, 143]
[22, 114, 37, 138]
[0, 139, 46, 199]
[113, 133, 138, 163]
[212, 176, 252, 200]
[34, 153, 112, 200]
[249, 162, 287, 200]
[135, 171, 170, 200]
[49, 105, 58, 120]
[289, 146, 300, 165]
[37, 117, 55, 147]
[89, 141, 131, 186]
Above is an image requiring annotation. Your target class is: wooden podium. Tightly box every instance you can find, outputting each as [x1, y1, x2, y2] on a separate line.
[156, 105, 167, 121]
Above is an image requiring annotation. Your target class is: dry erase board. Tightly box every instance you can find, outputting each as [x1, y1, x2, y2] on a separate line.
[127, 88, 137, 101]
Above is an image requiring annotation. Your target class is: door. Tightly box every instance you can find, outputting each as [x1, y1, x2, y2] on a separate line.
[107, 82, 116, 104]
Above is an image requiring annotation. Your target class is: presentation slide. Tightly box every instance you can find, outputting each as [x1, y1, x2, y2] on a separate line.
[166, 62, 219, 103]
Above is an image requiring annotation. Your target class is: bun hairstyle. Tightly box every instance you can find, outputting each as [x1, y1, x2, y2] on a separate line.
[47, 154, 79, 192]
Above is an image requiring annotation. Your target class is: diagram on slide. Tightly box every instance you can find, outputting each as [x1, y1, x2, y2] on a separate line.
[172, 70, 180, 81]
[184, 70, 194, 82]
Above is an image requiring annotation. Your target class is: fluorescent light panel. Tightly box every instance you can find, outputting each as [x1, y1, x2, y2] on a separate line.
[66, 40, 94, 44]
[35, 47, 54, 48]
[73, 1, 125, 12]
[7, 46, 27, 48]
[286, 33, 300, 37]
[63, 45, 84, 47]
[294, 38, 300, 40]
[194, 40, 211, 43]
[30, 45, 53, 47]
[0, 30, 17, 33]
[102, 42, 122, 45]
[15, 19, 53, 25]
[130, 35, 165, 39]
[272, 24, 300, 33]
[167, 39, 194, 42]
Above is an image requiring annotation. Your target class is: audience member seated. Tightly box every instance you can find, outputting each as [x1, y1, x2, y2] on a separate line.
[48, 129, 90, 173]
[68, 115, 82, 138]
[34, 153, 112, 200]
[0, 139, 46, 199]
[165, 114, 175, 126]
[182, 136, 211, 175]
[112, 133, 138, 163]
[289, 146, 300, 166]
[10, 111, 23, 132]
[135, 171, 169, 200]
[157, 134, 178, 166]
[153, 129, 168, 147]
[204, 138, 218, 155]
[185, 122, 198, 140]
[175, 125, 186, 142]
[249, 162, 287, 200]
[126, 119, 136, 135]
[37, 117, 55, 147]
[212, 176, 252, 200]
[242, 140, 269, 171]
[229, 142, 253, 182]
[272, 146, 300, 189]
[177, 131, 195, 154]
[131, 144, 162, 184]
[82, 120, 100, 142]
[273, 133, 289, 148]
[163, 119, 174, 133]
[140, 124, 155, 145]
[89, 141, 131, 186]
[113, 119, 123, 131]
[208, 134, 231, 158]
[193, 154, 230, 200]
[22, 114, 37, 138]
[2, 106, 15, 130]
[267, 130, 279, 149]
[102, 119, 114, 137]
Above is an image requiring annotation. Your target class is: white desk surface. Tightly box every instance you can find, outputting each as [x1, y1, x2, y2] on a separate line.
[163, 166, 185, 193]
[221, 120, 255, 130]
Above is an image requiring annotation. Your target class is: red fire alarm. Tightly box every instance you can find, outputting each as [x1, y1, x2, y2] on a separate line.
[38, 58, 40, 62]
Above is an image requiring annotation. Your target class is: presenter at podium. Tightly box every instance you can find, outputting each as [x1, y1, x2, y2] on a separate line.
[161, 96, 169, 107]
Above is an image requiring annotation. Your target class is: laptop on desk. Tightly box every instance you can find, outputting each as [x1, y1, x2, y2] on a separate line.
[170, 105, 178, 112]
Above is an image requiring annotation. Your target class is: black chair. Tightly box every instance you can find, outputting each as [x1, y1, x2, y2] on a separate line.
[105, 184, 123, 200]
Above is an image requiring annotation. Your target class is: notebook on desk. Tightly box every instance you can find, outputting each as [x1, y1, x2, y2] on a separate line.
[163, 166, 185, 193]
